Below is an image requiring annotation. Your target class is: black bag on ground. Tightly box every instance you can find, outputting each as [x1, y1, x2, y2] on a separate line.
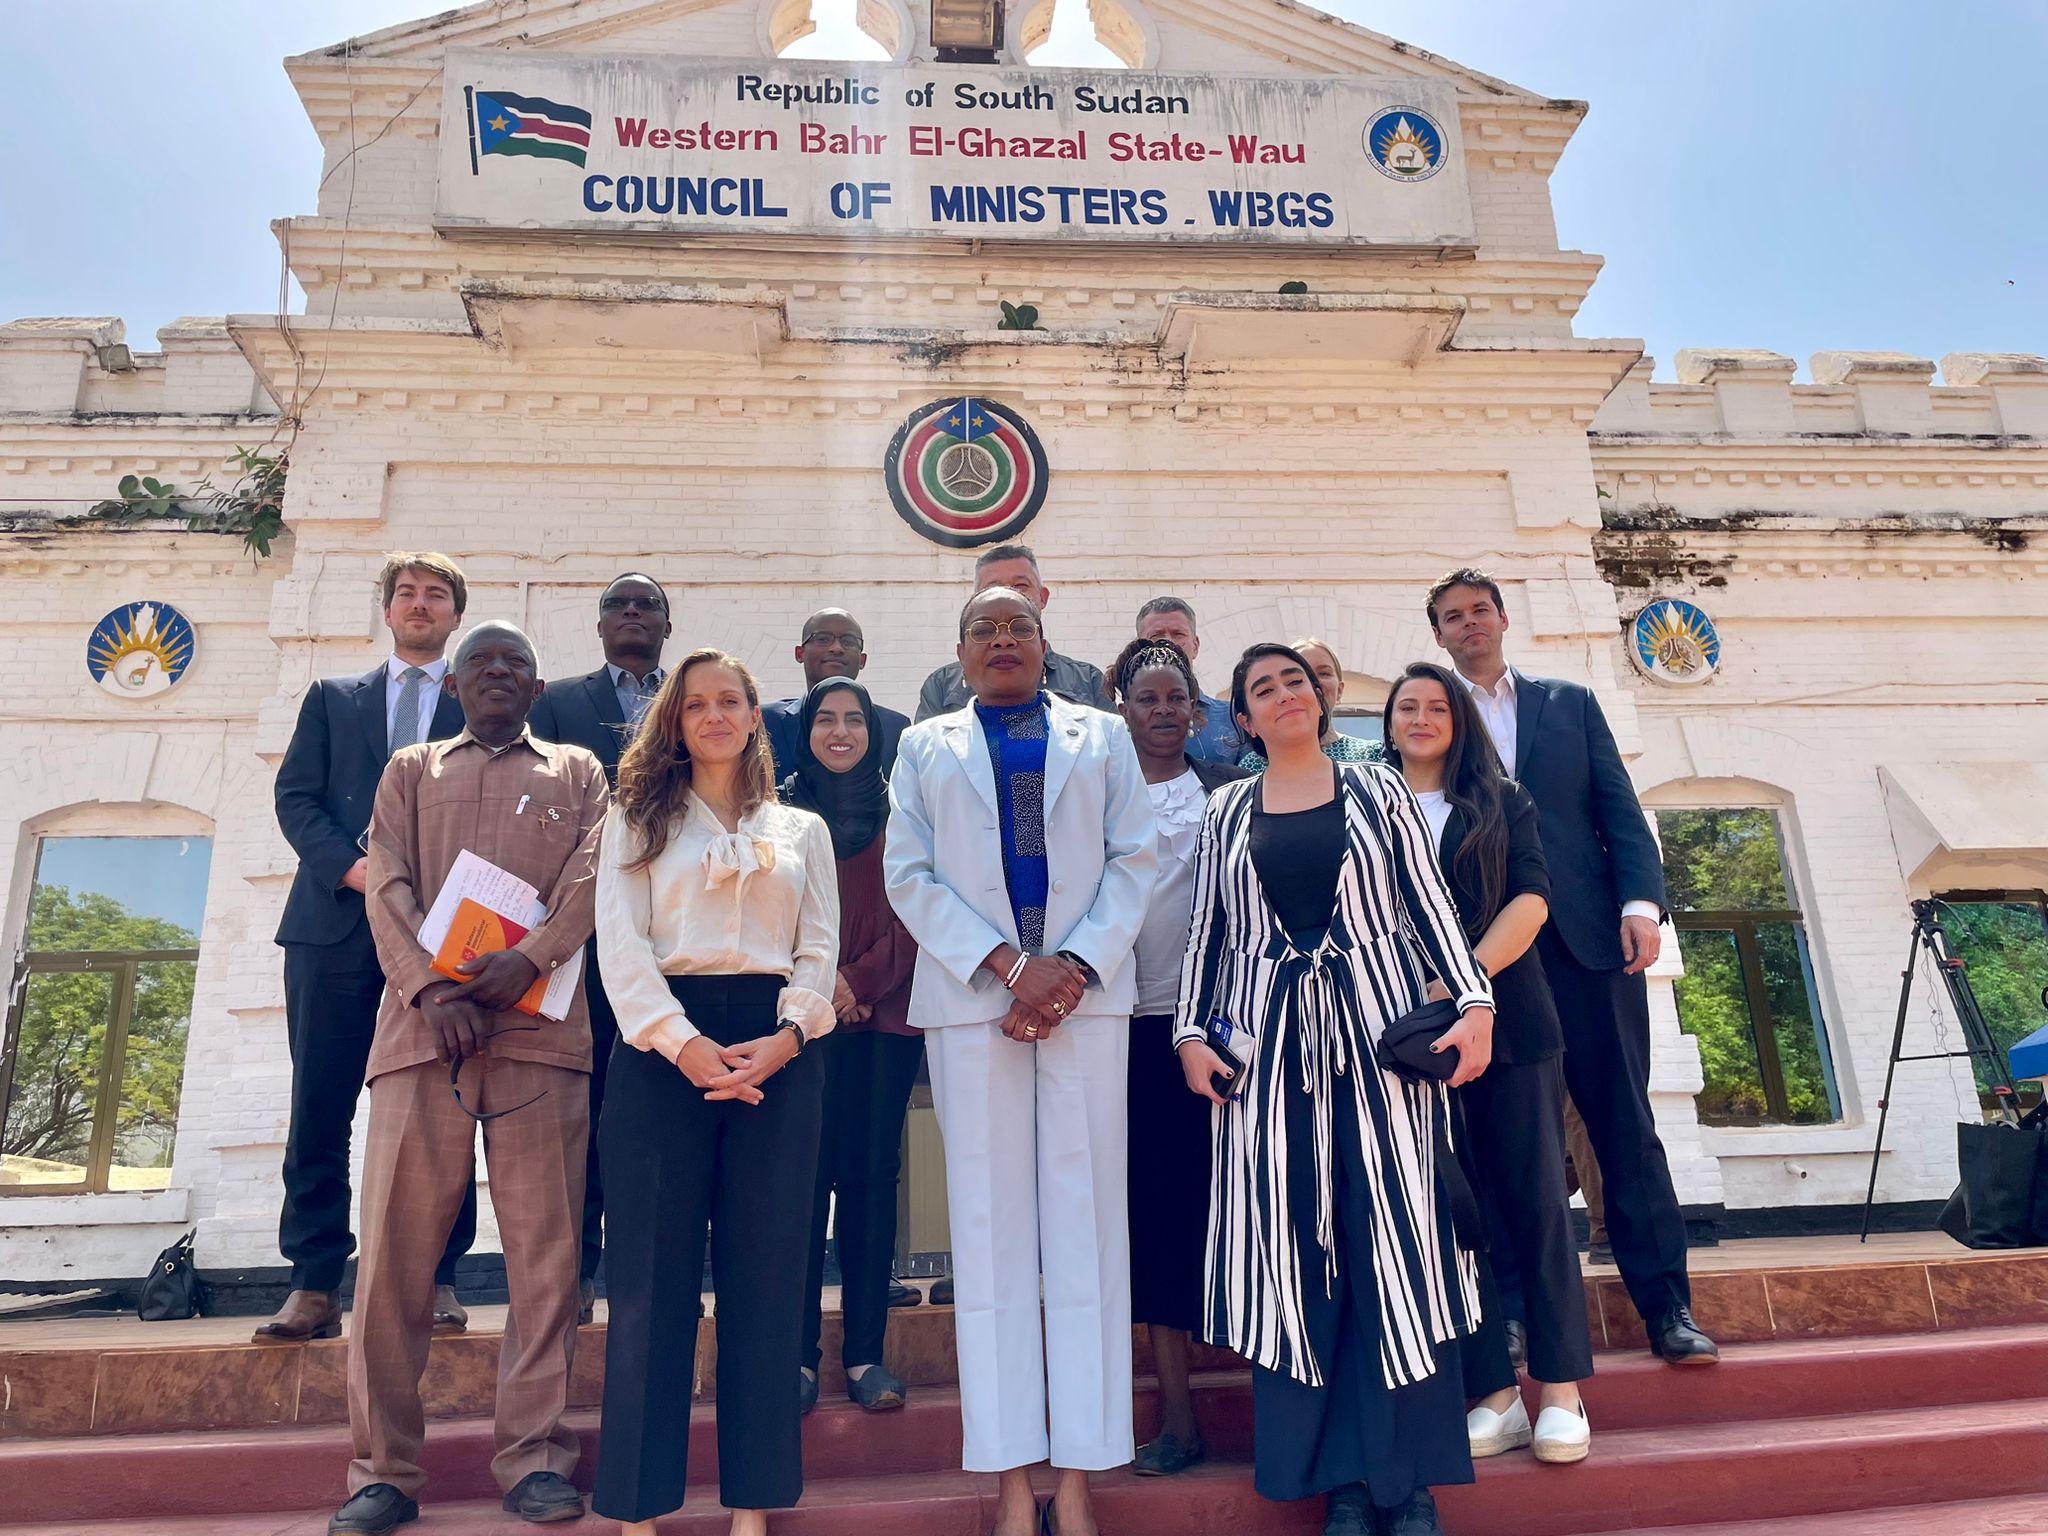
[137, 1229, 209, 1320]
[1936, 1112, 2044, 1250]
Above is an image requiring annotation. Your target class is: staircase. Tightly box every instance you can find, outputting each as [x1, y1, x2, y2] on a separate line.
[2, 1241, 2046, 1534]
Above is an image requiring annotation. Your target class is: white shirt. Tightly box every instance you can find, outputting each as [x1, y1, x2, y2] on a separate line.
[1412, 787, 1452, 845]
[1134, 769, 1207, 1017]
[595, 793, 841, 1062]
[1458, 667, 1519, 778]
[384, 654, 449, 749]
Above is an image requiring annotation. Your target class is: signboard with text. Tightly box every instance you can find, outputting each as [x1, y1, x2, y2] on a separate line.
[435, 52, 1475, 247]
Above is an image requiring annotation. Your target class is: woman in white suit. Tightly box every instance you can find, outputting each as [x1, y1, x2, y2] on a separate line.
[884, 586, 1159, 1536]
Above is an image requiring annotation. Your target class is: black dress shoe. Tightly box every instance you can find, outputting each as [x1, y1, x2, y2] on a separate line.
[847, 1363, 907, 1410]
[501, 1471, 584, 1524]
[887, 1280, 924, 1308]
[1382, 1489, 1444, 1536]
[1133, 1429, 1206, 1476]
[799, 1367, 820, 1416]
[930, 1275, 954, 1306]
[1504, 1317, 1528, 1373]
[1650, 1305, 1721, 1366]
[1323, 1483, 1373, 1536]
[329, 1483, 418, 1534]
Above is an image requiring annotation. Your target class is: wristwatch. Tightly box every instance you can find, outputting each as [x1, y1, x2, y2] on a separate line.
[776, 1019, 806, 1053]
[1058, 950, 1100, 988]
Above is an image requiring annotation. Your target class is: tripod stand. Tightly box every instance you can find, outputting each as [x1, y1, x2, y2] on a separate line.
[1859, 898, 2022, 1242]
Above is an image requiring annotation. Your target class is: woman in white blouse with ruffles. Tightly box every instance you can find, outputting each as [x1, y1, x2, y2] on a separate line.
[591, 647, 840, 1536]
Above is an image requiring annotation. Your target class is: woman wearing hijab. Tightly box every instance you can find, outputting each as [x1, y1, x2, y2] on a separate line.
[784, 679, 923, 1415]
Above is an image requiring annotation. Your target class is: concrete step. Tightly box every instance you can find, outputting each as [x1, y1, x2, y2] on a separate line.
[4, 1399, 2046, 1536]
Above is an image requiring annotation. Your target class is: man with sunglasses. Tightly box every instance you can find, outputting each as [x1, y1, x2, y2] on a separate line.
[762, 606, 909, 778]
[526, 571, 672, 1322]
[885, 587, 1157, 1536]
[338, 620, 609, 1536]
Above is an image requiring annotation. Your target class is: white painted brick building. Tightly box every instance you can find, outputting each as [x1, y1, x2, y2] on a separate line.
[1, 0, 2041, 1286]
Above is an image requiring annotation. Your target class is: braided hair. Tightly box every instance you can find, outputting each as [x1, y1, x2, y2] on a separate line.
[1108, 636, 1201, 711]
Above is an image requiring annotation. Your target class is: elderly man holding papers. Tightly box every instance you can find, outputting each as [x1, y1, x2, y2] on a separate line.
[334, 620, 609, 1536]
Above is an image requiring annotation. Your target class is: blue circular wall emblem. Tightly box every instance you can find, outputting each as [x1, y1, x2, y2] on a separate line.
[87, 600, 196, 698]
[1364, 106, 1447, 182]
[1629, 599, 1721, 686]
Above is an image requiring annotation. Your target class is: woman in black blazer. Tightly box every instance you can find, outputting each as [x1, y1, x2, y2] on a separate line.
[1382, 661, 1593, 1467]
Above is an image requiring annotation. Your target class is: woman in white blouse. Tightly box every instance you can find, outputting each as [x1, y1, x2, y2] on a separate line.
[592, 647, 840, 1536]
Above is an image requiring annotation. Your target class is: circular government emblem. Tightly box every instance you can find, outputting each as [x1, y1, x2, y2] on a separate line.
[1363, 106, 1447, 182]
[1629, 598, 1721, 686]
[87, 601, 196, 698]
[884, 396, 1048, 549]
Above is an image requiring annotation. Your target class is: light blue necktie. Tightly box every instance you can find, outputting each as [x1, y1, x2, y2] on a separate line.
[390, 666, 427, 751]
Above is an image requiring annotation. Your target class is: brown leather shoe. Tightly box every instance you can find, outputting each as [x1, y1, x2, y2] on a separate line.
[253, 1288, 341, 1343]
[432, 1284, 468, 1335]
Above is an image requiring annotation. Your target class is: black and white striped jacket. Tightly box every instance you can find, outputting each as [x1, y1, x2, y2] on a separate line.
[1171, 763, 1494, 1389]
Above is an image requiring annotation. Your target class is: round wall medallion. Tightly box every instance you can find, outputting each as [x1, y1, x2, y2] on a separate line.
[884, 396, 1048, 549]
[87, 600, 196, 698]
[1629, 598, 1721, 686]
[1363, 106, 1447, 182]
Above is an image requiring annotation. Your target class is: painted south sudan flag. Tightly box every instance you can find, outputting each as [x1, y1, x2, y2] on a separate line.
[470, 89, 593, 167]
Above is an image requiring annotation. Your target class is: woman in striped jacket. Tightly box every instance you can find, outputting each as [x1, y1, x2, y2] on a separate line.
[1174, 642, 1497, 1536]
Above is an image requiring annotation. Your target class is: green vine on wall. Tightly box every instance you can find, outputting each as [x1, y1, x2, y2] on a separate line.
[88, 446, 288, 558]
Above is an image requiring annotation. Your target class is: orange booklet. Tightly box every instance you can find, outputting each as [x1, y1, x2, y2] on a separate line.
[430, 897, 549, 1016]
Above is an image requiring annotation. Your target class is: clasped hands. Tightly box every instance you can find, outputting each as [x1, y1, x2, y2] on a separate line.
[986, 947, 1088, 1044]
[423, 948, 541, 1063]
[674, 1029, 800, 1106]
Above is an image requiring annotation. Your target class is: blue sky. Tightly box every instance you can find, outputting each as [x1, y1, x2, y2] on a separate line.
[2, 1, 2041, 377]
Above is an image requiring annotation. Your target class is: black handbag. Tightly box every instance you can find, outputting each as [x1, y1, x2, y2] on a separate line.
[1375, 997, 1464, 1084]
[1936, 1109, 2045, 1250]
[137, 1229, 209, 1321]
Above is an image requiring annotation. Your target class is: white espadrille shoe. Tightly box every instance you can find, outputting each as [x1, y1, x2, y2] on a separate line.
[1532, 1401, 1592, 1464]
[1466, 1394, 1532, 1458]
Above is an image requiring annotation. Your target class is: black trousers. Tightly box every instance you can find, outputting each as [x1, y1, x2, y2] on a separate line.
[279, 935, 475, 1294]
[579, 938, 619, 1284]
[594, 975, 825, 1520]
[1539, 929, 1691, 1326]
[1455, 1054, 1594, 1386]
[802, 1028, 924, 1372]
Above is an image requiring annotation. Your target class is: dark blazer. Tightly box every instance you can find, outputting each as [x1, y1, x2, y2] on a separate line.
[526, 665, 637, 788]
[1189, 758, 1250, 796]
[1509, 671, 1667, 973]
[761, 692, 909, 782]
[1438, 781, 1563, 1066]
[273, 666, 463, 948]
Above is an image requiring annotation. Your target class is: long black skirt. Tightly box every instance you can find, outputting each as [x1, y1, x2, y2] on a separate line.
[1127, 1013, 1211, 1333]
[1252, 1035, 1475, 1508]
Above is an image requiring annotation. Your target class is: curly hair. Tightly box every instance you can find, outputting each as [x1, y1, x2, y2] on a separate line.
[614, 647, 776, 870]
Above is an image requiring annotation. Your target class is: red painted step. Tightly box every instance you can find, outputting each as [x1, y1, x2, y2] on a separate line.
[6, 1401, 2047, 1536]
[10, 1326, 2048, 1527]
[1606, 1502, 2048, 1536]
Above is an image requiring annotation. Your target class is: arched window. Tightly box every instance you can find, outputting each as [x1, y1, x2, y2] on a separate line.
[772, 0, 899, 60]
[1643, 784, 1841, 1127]
[1, 816, 212, 1194]
[1016, 0, 1138, 68]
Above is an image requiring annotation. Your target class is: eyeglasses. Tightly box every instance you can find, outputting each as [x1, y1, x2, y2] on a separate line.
[964, 617, 1041, 644]
[449, 1027, 549, 1122]
[600, 595, 666, 614]
[802, 631, 863, 650]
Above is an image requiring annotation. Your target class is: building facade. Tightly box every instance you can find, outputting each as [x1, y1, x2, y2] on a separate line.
[2, 0, 2043, 1288]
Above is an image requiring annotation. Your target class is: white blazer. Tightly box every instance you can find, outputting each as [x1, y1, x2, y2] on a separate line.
[884, 693, 1160, 1029]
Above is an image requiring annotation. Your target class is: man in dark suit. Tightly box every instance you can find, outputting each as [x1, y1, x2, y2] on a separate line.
[1429, 568, 1719, 1366]
[524, 571, 671, 1321]
[260, 553, 478, 1344]
[761, 606, 909, 779]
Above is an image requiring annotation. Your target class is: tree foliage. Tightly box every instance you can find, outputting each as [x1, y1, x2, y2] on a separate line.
[3, 885, 197, 1175]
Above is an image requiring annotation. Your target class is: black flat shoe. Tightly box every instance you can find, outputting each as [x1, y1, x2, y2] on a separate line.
[930, 1275, 955, 1306]
[1323, 1483, 1373, 1536]
[1382, 1489, 1444, 1536]
[500, 1471, 583, 1524]
[1504, 1318, 1528, 1373]
[1133, 1430, 1206, 1476]
[799, 1367, 820, 1416]
[887, 1280, 925, 1308]
[1650, 1306, 1720, 1366]
[846, 1363, 907, 1410]
[328, 1483, 418, 1535]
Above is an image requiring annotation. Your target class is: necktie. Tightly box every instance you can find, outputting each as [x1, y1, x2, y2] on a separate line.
[390, 666, 427, 752]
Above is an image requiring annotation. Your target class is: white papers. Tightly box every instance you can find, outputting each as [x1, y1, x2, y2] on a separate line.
[417, 849, 585, 1021]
